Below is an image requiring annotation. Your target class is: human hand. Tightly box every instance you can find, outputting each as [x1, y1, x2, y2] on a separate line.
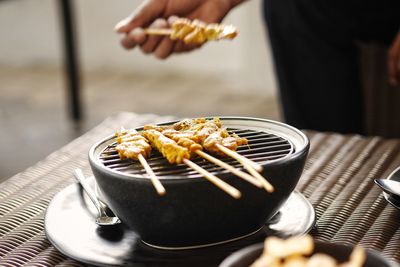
[388, 31, 400, 86]
[115, 0, 241, 59]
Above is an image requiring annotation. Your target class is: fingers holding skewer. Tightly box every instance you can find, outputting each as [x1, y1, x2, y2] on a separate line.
[121, 16, 226, 58]
[121, 18, 176, 59]
[140, 19, 170, 54]
[120, 28, 145, 50]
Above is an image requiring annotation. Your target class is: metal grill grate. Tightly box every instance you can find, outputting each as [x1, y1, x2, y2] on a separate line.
[99, 128, 294, 178]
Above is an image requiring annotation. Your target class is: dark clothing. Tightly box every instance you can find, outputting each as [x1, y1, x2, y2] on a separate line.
[263, 0, 400, 134]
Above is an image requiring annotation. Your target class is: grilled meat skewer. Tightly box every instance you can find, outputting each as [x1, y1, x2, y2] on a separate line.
[142, 128, 241, 198]
[115, 128, 152, 160]
[145, 118, 247, 156]
[142, 129, 190, 164]
[144, 118, 272, 191]
[115, 128, 166, 195]
[144, 18, 238, 45]
[143, 119, 263, 188]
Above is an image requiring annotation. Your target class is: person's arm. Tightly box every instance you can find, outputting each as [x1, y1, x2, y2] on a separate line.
[115, 0, 247, 59]
[388, 30, 400, 86]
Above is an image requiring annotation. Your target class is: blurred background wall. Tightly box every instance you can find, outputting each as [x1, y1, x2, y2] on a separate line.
[0, 0, 277, 93]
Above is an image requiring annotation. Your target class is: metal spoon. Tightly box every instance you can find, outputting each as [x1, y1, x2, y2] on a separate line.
[74, 169, 121, 226]
[375, 166, 400, 199]
[375, 179, 400, 199]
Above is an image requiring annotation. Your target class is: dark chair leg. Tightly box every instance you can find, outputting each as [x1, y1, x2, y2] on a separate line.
[58, 0, 82, 122]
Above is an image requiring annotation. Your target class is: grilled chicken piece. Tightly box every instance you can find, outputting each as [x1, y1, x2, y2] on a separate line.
[116, 118, 247, 165]
[162, 129, 199, 142]
[203, 129, 248, 156]
[176, 118, 247, 154]
[115, 128, 151, 160]
[182, 20, 207, 44]
[171, 18, 194, 41]
[146, 118, 220, 133]
[145, 118, 247, 156]
[162, 129, 203, 156]
[172, 118, 222, 142]
[142, 129, 190, 164]
[195, 120, 221, 142]
[171, 18, 238, 45]
[172, 118, 207, 131]
[143, 124, 169, 132]
[144, 126, 202, 156]
[176, 138, 203, 154]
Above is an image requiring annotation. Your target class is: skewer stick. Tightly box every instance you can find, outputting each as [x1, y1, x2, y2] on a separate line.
[215, 144, 274, 192]
[138, 154, 166, 196]
[144, 28, 173, 36]
[242, 163, 274, 193]
[195, 150, 262, 188]
[216, 144, 263, 172]
[183, 158, 241, 199]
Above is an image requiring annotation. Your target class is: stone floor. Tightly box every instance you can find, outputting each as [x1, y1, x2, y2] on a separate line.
[0, 65, 280, 181]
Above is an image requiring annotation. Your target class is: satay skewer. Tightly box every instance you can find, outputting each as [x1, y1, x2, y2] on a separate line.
[115, 128, 166, 195]
[144, 125, 262, 188]
[167, 118, 272, 191]
[143, 129, 241, 198]
[205, 132, 272, 192]
[168, 118, 264, 172]
[144, 27, 237, 40]
[143, 18, 238, 44]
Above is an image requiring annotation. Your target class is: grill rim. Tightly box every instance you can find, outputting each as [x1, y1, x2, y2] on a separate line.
[89, 116, 309, 181]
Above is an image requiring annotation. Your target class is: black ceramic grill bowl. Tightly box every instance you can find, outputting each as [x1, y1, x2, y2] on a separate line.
[219, 241, 398, 267]
[89, 117, 309, 249]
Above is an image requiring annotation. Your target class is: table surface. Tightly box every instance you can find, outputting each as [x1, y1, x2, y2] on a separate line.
[1, 112, 400, 266]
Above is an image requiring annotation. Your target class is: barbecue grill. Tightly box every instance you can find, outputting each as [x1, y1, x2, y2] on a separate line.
[99, 128, 294, 178]
[89, 117, 309, 249]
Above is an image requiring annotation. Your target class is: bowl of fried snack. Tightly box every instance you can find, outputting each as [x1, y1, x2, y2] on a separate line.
[219, 235, 398, 267]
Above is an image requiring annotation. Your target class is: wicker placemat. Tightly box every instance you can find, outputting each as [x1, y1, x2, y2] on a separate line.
[0, 113, 399, 266]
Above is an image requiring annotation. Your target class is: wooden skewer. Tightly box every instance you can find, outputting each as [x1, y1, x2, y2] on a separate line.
[183, 158, 241, 199]
[144, 28, 173, 36]
[138, 154, 166, 196]
[215, 144, 274, 192]
[195, 150, 262, 188]
[241, 162, 274, 193]
[216, 144, 263, 172]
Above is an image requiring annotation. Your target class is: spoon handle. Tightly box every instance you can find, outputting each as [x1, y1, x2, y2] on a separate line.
[375, 179, 400, 197]
[74, 169, 104, 215]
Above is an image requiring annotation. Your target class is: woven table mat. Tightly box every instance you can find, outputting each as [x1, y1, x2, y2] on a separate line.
[0, 113, 399, 266]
